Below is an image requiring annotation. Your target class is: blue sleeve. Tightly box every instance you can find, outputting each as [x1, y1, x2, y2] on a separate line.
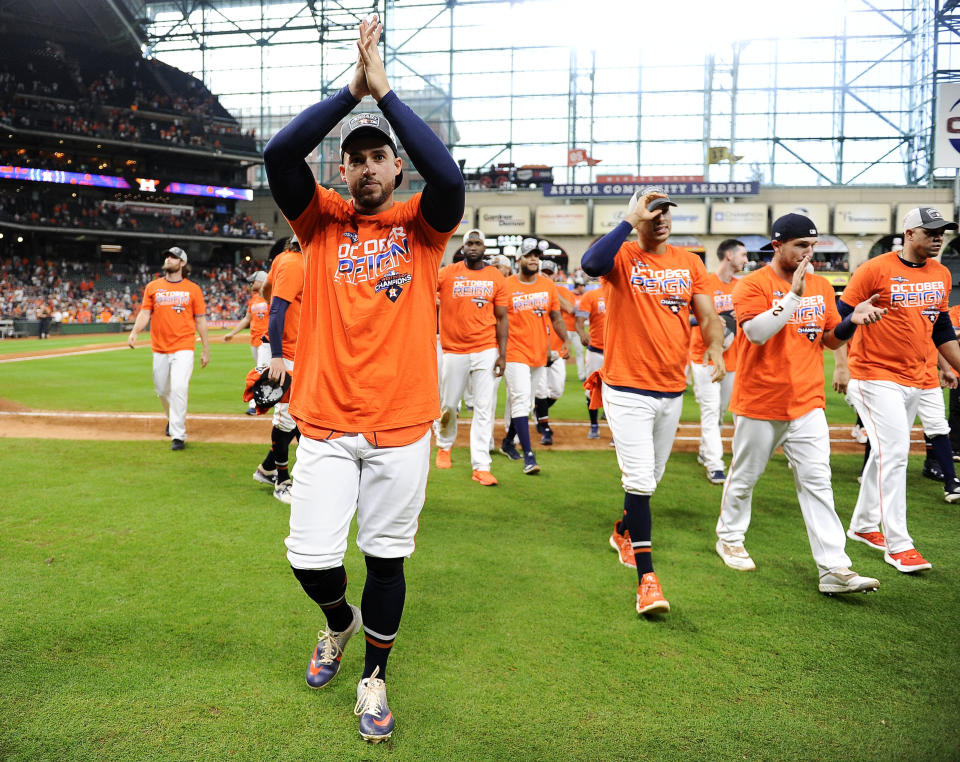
[268, 297, 290, 359]
[837, 299, 854, 318]
[933, 311, 956, 347]
[263, 85, 360, 221]
[377, 90, 465, 232]
[581, 221, 632, 277]
[832, 314, 856, 341]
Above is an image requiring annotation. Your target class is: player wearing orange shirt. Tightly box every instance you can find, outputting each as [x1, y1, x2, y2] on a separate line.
[533, 257, 574, 445]
[224, 270, 270, 414]
[262, 17, 463, 743]
[715, 214, 884, 595]
[841, 207, 960, 574]
[575, 280, 608, 438]
[581, 188, 725, 615]
[434, 227, 508, 486]
[500, 242, 569, 474]
[559, 276, 588, 381]
[949, 304, 960, 455]
[690, 239, 747, 484]
[127, 246, 210, 451]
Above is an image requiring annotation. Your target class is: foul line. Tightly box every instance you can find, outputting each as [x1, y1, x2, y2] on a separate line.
[0, 344, 138, 363]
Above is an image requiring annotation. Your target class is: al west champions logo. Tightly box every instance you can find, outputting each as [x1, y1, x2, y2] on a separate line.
[155, 289, 192, 313]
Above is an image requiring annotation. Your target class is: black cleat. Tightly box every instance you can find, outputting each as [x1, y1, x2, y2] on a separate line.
[171, 439, 185, 451]
[499, 440, 521, 460]
[922, 461, 945, 482]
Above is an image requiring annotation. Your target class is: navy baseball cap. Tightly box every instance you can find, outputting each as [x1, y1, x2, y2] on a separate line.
[760, 213, 818, 251]
[340, 113, 403, 186]
[903, 207, 958, 232]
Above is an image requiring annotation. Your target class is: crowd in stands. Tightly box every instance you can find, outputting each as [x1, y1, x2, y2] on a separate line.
[0, 194, 272, 240]
[0, 255, 261, 324]
[0, 39, 257, 153]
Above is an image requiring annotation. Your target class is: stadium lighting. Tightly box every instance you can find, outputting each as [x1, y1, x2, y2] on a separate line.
[16, 236, 24, 243]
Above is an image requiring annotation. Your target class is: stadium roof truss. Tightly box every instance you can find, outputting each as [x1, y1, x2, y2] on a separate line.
[139, 0, 950, 187]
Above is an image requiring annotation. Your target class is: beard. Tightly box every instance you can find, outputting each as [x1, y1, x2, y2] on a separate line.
[162, 261, 181, 274]
[351, 175, 395, 212]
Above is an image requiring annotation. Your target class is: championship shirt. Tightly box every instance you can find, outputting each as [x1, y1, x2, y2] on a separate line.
[558, 286, 584, 332]
[730, 265, 840, 421]
[266, 250, 305, 361]
[286, 185, 455, 438]
[504, 274, 560, 367]
[950, 303, 960, 335]
[841, 251, 951, 388]
[601, 242, 711, 393]
[689, 272, 738, 372]
[576, 284, 608, 352]
[248, 294, 269, 346]
[140, 277, 205, 354]
[436, 261, 508, 354]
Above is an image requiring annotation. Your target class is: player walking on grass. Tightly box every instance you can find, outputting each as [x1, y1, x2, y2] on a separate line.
[715, 214, 885, 595]
[250, 237, 305, 504]
[434, 227, 508, 486]
[581, 188, 725, 615]
[690, 239, 746, 484]
[500, 243, 569, 474]
[127, 246, 209, 451]
[839, 207, 960, 574]
[262, 16, 463, 743]
[533, 258, 572, 446]
[575, 279, 608, 439]
[224, 270, 269, 414]
[559, 276, 588, 381]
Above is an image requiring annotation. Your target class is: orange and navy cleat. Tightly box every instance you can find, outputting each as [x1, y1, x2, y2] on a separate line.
[636, 572, 670, 615]
[471, 470, 498, 486]
[609, 522, 636, 569]
[306, 605, 362, 689]
[846, 529, 885, 551]
[355, 666, 394, 743]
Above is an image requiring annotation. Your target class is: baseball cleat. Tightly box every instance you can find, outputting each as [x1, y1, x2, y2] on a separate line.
[706, 468, 725, 485]
[471, 470, 498, 486]
[435, 449, 452, 469]
[587, 424, 599, 439]
[540, 425, 553, 446]
[696, 453, 705, 466]
[306, 604, 362, 689]
[170, 439, 185, 451]
[715, 539, 756, 571]
[610, 522, 636, 569]
[273, 479, 293, 504]
[253, 467, 277, 485]
[522, 453, 540, 474]
[245, 407, 258, 416]
[499, 440, 521, 460]
[535, 421, 546, 435]
[355, 666, 394, 743]
[944, 478, 960, 503]
[438, 407, 457, 442]
[922, 461, 945, 482]
[884, 548, 932, 573]
[850, 424, 868, 444]
[636, 572, 669, 615]
[818, 568, 879, 595]
[164, 423, 170, 437]
[846, 529, 885, 550]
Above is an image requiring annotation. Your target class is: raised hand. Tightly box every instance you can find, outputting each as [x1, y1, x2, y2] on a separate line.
[851, 293, 886, 325]
[626, 192, 667, 227]
[789, 255, 811, 297]
[356, 15, 389, 101]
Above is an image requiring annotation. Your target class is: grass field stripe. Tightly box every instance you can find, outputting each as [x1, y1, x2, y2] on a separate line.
[0, 345, 142, 363]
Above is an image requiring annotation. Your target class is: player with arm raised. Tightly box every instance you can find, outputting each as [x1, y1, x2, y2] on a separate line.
[581, 187, 724, 615]
[715, 214, 884, 594]
[261, 16, 464, 743]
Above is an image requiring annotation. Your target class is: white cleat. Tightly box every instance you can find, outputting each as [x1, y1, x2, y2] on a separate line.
[818, 568, 879, 595]
[273, 479, 293, 504]
[715, 539, 756, 571]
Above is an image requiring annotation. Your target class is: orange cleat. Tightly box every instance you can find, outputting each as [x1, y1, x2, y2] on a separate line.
[471, 470, 498, 486]
[884, 548, 932, 573]
[435, 449, 452, 469]
[636, 572, 670, 615]
[609, 522, 636, 569]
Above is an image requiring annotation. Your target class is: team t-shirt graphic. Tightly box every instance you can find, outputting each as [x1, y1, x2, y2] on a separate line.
[577, 285, 608, 351]
[504, 274, 559, 367]
[437, 261, 508, 353]
[689, 273, 738, 371]
[249, 295, 269, 345]
[140, 278, 205, 354]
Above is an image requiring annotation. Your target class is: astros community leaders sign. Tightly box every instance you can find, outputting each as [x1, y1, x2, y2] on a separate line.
[543, 181, 760, 197]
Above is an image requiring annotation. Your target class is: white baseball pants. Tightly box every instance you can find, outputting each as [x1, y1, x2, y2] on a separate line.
[691, 363, 735, 473]
[847, 379, 922, 554]
[602, 382, 683, 495]
[536, 358, 566, 400]
[569, 332, 586, 381]
[584, 347, 604, 378]
[505, 362, 545, 418]
[286, 429, 431, 569]
[918, 386, 949, 437]
[437, 347, 498, 471]
[717, 409, 851, 572]
[256, 343, 296, 432]
[152, 349, 194, 440]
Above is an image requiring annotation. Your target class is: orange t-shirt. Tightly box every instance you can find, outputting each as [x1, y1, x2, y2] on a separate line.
[841, 251, 951, 388]
[437, 261, 508, 353]
[140, 277, 206, 354]
[286, 185, 454, 441]
[730, 265, 840, 421]
[689, 272, 738, 373]
[949, 304, 960, 334]
[601, 243, 710, 393]
[558, 286, 584, 332]
[576, 285, 608, 351]
[248, 294, 269, 346]
[505, 274, 560, 367]
[266, 250, 305, 361]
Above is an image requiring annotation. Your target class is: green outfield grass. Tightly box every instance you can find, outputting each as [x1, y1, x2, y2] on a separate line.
[1, 442, 958, 760]
[0, 337, 891, 425]
[0, 332, 132, 354]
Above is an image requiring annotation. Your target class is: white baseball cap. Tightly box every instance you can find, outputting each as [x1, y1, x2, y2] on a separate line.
[246, 271, 267, 284]
[902, 207, 958, 233]
[463, 228, 485, 245]
[164, 246, 187, 263]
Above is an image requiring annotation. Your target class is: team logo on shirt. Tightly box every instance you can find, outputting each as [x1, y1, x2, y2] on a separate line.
[343, 231, 359, 244]
[659, 296, 687, 314]
[452, 278, 495, 308]
[335, 226, 411, 285]
[797, 322, 822, 342]
[713, 291, 734, 313]
[889, 280, 945, 308]
[375, 271, 412, 302]
[922, 305, 940, 323]
[155, 290, 191, 313]
[890, 276, 908, 284]
[629, 263, 692, 298]
[511, 290, 550, 317]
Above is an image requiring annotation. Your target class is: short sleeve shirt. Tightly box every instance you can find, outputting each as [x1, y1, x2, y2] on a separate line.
[248, 294, 269, 346]
[140, 277, 205, 354]
[504, 274, 560, 367]
[437, 261, 508, 353]
[689, 272, 738, 373]
[576, 285, 608, 352]
[266, 251, 305, 361]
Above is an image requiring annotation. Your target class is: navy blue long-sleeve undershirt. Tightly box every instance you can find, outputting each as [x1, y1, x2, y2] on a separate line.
[262, 86, 464, 232]
[268, 297, 289, 360]
[581, 220, 632, 277]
